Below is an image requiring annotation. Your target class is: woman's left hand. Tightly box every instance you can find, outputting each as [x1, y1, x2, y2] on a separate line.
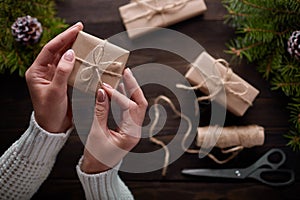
[26, 22, 83, 133]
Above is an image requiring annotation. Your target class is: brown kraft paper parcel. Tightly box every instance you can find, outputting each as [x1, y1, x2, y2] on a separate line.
[68, 31, 129, 93]
[119, 0, 207, 38]
[185, 52, 259, 116]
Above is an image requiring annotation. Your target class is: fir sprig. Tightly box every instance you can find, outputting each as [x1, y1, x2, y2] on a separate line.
[222, 0, 300, 151]
[0, 0, 67, 76]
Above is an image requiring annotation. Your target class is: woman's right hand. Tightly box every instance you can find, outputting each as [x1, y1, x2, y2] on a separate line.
[81, 68, 148, 174]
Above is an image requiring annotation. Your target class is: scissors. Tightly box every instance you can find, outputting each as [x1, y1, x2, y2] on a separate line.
[182, 148, 295, 186]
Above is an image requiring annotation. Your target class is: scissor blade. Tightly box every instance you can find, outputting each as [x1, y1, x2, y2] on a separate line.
[182, 169, 246, 179]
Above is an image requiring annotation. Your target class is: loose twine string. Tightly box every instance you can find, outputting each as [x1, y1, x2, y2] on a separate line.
[75, 42, 123, 92]
[125, 0, 195, 26]
[149, 95, 244, 175]
[149, 59, 249, 176]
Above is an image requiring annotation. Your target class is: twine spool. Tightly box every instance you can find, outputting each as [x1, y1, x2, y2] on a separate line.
[196, 125, 265, 164]
[197, 125, 264, 148]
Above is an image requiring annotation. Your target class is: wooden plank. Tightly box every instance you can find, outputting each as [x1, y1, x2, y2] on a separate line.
[2, 130, 298, 181]
[127, 181, 300, 200]
[31, 180, 85, 200]
[0, 0, 298, 198]
[55, 0, 228, 25]
[31, 179, 300, 200]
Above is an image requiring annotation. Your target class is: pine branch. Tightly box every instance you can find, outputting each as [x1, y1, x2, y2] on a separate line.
[228, 41, 263, 57]
[285, 129, 300, 151]
[240, 0, 299, 14]
[271, 60, 300, 96]
[0, 0, 67, 76]
[288, 98, 300, 129]
[242, 27, 291, 36]
[222, 0, 300, 151]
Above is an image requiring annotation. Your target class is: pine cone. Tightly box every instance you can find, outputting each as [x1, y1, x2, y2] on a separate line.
[11, 15, 43, 45]
[287, 30, 300, 60]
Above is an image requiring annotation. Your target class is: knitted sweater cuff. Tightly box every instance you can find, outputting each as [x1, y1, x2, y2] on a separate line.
[76, 157, 133, 200]
[17, 112, 73, 163]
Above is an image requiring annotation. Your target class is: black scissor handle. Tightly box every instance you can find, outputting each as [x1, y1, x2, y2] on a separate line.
[253, 148, 286, 170]
[249, 168, 295, 187]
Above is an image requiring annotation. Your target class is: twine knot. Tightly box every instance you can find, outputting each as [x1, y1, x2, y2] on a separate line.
[176, 58, 252, 105]
[126, 0, 193, 25]
[75, 42, 123, 92]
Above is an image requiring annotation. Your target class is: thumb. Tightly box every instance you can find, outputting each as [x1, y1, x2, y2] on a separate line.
[52, 49, 75, 87]
[94, 89, 109, 129]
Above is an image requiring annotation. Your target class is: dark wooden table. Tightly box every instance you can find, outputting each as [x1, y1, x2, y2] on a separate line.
[1, 0, 299, 199]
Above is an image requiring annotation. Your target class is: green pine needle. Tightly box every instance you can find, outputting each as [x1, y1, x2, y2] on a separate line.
[0, 0, 68, 76]
[222, 0, 300, 151]
[284, 128, 300, 151]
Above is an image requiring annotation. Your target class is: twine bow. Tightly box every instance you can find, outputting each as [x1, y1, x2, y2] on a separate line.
[176, 59, 252, 108]
[75, 42, 123, 92]
[125, 0, 193, 26]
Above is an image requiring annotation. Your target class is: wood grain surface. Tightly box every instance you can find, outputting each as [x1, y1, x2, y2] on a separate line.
[0, 0, 299, 199]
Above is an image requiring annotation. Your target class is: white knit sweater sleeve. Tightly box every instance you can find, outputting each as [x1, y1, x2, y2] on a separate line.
[76, 158, 134, 200]
[0, 113, 72, 200]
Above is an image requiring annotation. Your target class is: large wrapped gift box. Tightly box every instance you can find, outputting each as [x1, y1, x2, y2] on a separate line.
[119, 0, 207, 38]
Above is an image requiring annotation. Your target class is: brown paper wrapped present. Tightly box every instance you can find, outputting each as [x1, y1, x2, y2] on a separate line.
[68, 31, 129, 93]
[119, 0, 207, 38]
[183, 52, 259, 116]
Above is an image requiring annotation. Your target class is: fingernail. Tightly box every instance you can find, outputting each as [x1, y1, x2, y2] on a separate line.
[64, 49, 74, 62]
[69, 22, 82, 29]
[102, 82, 113, 89]
[97, 89, 106, 102]
[126, 68, 133, 75]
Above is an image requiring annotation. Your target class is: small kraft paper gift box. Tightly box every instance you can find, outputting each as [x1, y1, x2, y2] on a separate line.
[68, 31, 129, 93]
[119, 0, 207, 38]
[184, 52, 259, 116]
